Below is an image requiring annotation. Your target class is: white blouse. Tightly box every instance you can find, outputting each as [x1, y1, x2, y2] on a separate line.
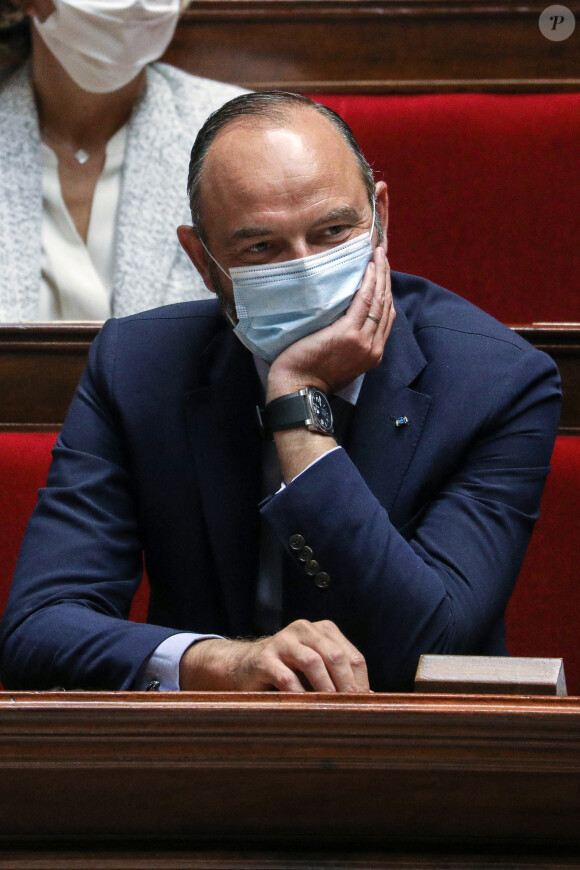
[37, 125, 128, 321]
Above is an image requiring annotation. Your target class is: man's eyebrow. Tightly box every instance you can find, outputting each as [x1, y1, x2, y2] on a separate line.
[229, 227, 272, 244]
[314, 205, 363, 225]
[228, 206, 363, 245]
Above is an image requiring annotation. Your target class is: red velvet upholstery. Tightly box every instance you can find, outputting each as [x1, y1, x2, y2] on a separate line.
[310, 94, 580, 324]
[0, 432, 56, 628]
[506, 436, 580, 694]
[0, 433, 149, 636]
[1, 432, 578, 693]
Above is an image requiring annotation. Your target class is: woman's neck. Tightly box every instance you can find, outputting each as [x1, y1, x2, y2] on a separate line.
[30, 24, 145, 149]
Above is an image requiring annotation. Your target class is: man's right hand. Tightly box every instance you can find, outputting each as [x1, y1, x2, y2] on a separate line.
[179, 619, 370, 693]
[266, 245, 395, 403]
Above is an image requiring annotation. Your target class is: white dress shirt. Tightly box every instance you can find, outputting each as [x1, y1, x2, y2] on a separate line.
[37, 125, 127, 321]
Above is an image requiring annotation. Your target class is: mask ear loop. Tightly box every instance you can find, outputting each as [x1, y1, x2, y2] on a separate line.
[195, 230, 231, 280]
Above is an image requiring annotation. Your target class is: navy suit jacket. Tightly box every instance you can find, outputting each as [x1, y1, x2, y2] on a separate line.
[0, 273, 562, 691]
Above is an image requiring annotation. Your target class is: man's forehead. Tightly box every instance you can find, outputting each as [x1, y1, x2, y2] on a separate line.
[203, 108, 360, 184]
[199, 108, 366, 218]
[210, 105, 343, 150]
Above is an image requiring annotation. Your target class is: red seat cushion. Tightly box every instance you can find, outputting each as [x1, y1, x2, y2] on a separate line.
[0, 433, 57, 626]
[0, 433, 149, 634]
[506, 436, 580, 695]
[310, 93, 580, 324]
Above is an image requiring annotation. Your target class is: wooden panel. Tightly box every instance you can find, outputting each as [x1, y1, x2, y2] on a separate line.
[516, 325, 580, 436]
[0, 324, 578, 431]
[163, 0, 580, 93]
[0, 324, 99, 431]
[0, 691, 579, 867]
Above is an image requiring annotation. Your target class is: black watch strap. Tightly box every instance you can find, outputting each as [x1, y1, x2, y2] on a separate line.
[262, 392, 310, 432]
[257, 389, 334, 439]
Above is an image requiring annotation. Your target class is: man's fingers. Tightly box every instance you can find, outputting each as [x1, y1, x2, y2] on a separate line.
[346, 246, 388, 331]
[377, 252, 394, 338]
[314, 641, 368, 692]
[313, 619, 370, 692]
[266, 660, 309, 693]
[366, 246, 388, 329]
[262, 626, 342, 692]
[347, 259, 378, 328]
[283, 619, 370, 693]
[247, 620, 370, 693]
[281, 643, 339, 692]
[249, 638, 309, 691]
[368, 250, 395, 358]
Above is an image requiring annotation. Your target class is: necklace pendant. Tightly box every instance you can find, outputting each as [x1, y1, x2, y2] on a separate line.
[74, 149, 90, 165]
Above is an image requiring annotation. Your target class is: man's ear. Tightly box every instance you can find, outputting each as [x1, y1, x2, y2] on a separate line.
[374, 181, 389, 250]
[176, 225, 217, 294]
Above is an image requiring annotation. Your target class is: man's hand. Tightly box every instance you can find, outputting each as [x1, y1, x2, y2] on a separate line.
[179, 619, 370, 693]
[267, 246, 395, 402]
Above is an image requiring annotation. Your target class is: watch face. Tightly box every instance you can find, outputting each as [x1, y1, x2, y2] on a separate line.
[310, 389, 333, 432]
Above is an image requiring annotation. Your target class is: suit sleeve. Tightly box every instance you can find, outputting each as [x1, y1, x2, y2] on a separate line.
[0, 319, 183, 690]
[260, 345, 562, 691]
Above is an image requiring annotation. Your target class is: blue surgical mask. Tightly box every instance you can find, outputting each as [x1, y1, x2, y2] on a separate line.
[201, 208, 375, 363]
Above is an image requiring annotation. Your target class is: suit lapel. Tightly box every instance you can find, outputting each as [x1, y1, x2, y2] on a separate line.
[184, 328, 263, 636]
[345, 304, 432, 517]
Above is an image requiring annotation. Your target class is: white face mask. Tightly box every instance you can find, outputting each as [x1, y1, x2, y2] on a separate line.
[202, 207, 376, 363]
[34, 0, 180, 94]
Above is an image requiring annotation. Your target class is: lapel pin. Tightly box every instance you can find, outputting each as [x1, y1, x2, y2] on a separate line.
[394, 416, 409, 428]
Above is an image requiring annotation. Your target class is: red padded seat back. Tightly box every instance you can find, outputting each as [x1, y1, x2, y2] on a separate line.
[506, 436, 580, 695]
[0, 433, 56, 626]
[0, 433, 149, 633]
[1, 434, 578, 693]
[310, 93, 580, 324]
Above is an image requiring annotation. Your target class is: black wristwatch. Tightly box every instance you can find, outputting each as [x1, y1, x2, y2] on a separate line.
[257, 387, 334, 439]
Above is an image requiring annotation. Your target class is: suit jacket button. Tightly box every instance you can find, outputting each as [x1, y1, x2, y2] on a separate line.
[298, 546, 313, 563]
[304, 560, 320, 576]
[315, 573, 331, 589]
[289, 534, 305, 551]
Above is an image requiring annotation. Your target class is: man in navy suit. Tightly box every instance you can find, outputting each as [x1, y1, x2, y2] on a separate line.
[0, 93, 561, 693]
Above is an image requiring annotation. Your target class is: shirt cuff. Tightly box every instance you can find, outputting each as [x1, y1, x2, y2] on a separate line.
[136, 632, 223, 691]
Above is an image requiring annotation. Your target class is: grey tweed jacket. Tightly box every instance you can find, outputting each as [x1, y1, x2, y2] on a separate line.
[0, 63, 245, 321]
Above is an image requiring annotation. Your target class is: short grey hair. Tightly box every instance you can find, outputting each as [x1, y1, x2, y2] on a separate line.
[187, 91, 381, 244]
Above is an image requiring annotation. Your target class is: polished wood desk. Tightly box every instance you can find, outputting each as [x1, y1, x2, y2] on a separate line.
[0, 691, 579, 867]
[0, 323, 578, 432]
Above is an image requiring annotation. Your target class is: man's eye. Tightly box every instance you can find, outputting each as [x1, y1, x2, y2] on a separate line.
[324, 225, 349, 237]
[246, 241, 271, 254]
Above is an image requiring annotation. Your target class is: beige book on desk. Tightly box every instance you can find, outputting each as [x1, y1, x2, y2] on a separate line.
[415, 654, 567, 695]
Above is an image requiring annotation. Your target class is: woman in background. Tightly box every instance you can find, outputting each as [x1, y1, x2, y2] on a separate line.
[0, 0, 243, 320]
